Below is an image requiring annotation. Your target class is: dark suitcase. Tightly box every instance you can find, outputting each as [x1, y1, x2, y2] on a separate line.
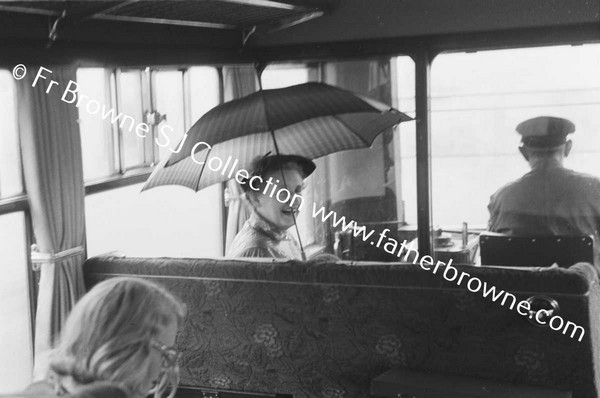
[176, 386, 292, 398]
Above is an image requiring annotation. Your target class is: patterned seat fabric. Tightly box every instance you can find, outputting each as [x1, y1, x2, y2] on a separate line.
[83, 257, 600, 398]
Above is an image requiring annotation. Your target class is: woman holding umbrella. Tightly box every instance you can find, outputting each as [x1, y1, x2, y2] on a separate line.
[227, 154, 315, 259]
[143, 81, 412, 259]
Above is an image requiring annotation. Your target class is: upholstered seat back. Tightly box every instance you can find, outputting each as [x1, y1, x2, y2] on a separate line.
[83, 257, 600, 398]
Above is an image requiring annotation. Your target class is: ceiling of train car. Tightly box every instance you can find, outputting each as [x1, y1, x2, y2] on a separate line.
[0, 0, 336, 48]
[0, 0, 333, 29]
[0, 0, 598, 65]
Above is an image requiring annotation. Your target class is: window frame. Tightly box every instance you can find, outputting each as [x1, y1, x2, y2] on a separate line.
[83, 66, 212, 193]
[112, 68, 155, 173]
[76, 33, 600, 260]
[0, 69, 36, 336]
[0, 201, 36, 391]
[249, 24, 600, 258]
[82, 65, 228, 255]
[412, 40, 600, 256]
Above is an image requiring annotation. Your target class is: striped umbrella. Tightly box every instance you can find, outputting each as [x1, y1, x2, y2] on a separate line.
[142, 82, 412, 192]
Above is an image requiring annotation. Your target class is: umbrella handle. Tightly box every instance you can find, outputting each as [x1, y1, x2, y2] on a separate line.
[253, 61, 307, 262]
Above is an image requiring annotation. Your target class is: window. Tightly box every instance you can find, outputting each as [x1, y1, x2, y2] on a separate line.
[258, 60, 417, 259]
[0, 212, 33, 393]
[0, 69, 23, 198]
[262, 66, 309, 90]
[430, 44, 600, 229]
[318, 59, 412, 260]
[80, 67, 223, 258]
[153, 70, 186, 162]
[85, 182, 223, 258]
[0, 70, 33, 393]
[77, 68, 115, 181]
[115, 70, 150, 170]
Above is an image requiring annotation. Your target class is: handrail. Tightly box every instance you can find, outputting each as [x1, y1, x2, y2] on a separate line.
[0, 195, 28, 216]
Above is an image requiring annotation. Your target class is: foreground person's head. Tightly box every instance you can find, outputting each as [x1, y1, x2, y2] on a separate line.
[242, 154, 316, 230]
[49, 277, 186, 398]
[516, 116, 575, 168]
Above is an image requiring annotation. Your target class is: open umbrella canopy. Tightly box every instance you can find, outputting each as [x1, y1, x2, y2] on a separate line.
[143, 82, 412, 192]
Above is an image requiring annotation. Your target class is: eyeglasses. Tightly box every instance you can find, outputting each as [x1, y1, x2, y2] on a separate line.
[150, 340, 181, 369]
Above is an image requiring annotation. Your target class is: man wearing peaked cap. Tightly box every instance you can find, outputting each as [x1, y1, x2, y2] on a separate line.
[488, 116, 600, 269]
[516, 116, 575, 148]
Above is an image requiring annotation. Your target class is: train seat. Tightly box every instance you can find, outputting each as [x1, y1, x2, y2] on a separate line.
[83, 256, 600, 398]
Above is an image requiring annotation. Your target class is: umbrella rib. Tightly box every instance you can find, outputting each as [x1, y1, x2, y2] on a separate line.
[332, 114, 373, 147]
[257, 84, 281, 154]
[194, 147, 211, 191]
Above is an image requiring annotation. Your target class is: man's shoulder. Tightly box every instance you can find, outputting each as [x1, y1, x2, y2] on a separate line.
[490, 177, 526, 201]
[562, 168, 600, 184]
[494, 168, 600, 194]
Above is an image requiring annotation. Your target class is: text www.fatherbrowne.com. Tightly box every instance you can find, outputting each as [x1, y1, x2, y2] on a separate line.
[311, 204, 586, 342]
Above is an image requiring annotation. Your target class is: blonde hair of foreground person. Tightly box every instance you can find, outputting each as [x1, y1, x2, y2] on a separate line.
[48, 277, 186, 398]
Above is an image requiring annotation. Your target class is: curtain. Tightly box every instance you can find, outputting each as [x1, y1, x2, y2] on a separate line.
[222, 66, 259, 254]
[16, 66, 87, 377]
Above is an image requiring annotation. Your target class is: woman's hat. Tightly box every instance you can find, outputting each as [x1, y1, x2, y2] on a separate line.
[240, 154, 316, 191]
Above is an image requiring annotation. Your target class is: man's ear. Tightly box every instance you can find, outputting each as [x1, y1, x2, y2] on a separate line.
[564, 140, 573, 156]
[518, 146, 529, 161]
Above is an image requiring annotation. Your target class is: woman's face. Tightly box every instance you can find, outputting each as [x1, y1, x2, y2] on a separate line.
[252, 167, 305, 230]
[145, 319, 178, 394]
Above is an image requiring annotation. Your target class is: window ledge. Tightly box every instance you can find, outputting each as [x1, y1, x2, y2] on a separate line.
[85, 169, 153, 195]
